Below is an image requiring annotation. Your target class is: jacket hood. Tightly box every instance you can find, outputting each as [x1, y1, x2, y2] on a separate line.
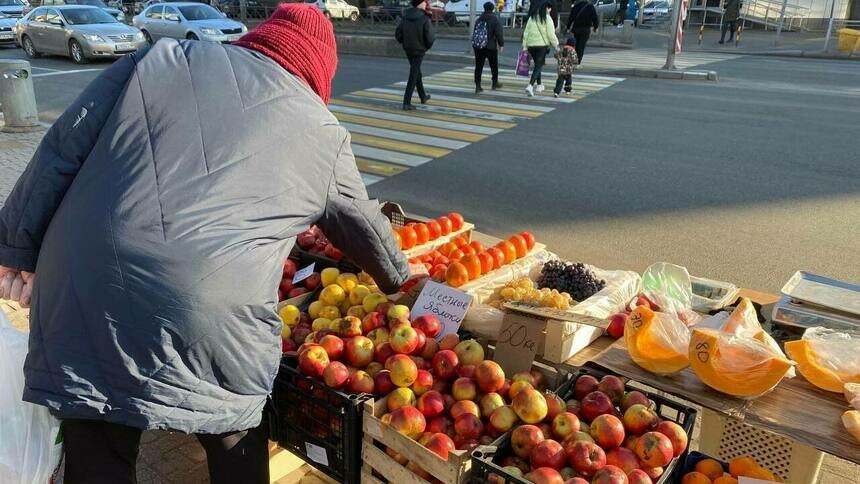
[403, 7, 426, 20]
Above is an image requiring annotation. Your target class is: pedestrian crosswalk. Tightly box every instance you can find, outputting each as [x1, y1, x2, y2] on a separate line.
[333, 67, 624, 185]
[576, 48, 739, 72]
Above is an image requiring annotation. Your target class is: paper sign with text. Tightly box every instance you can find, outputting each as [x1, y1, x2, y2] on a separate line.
[410, 280, 473, 340]
[304, 442, 329, 466]
[494, 312, 544, 376]
[292, 263, 315, 284]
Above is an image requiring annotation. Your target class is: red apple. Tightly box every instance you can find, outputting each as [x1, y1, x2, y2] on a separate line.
[512, 371, 537, 387]
[627, 469, 653, 484]
[452, 377, 477, 401]
[387, 387, 417, 411]
[304, 272, 321, 290]
[606, 313, 627, 339]
[416, 390, 445, 417]
[635, 294, 658, 311]
[581, 391, 614, 422]
[597, 376, 625, 405]
[642, 466, 663, 480]
[545, 391, 566, 422]
[412, 314, 442, 338]
[287, 287, 308, 299]
[431, 378, 449, 395]
[323, 361, 349, 389]
[344, 335, 374, 368]
[292, 326, 312, 345]
[389, 323, 419, 354]
[283, 259, 298, 277]
[479, 392, 505, 417]
[420, 337, 439, 360]
[524, 468, 564, 484]
[606, 447, 641, 475]
[279, 279, 294, 294]
[566, 399, 581, 417]
[453, 436, 479, 451]
[634, 432, 673, 468]
[530, 370, 548, 390]
[574, 375, 600, 400]
[412, 369, 434, 396]
[367, 361, 385, 378]
[431, 350, 459, 379]
[374, 342, 395, 364]
[454, 413, 483, 439]
[298, 345, 329, 378]
[439, 333, 459, 350]
[552, 412, 581, 441]
[475, 360, 505, 393]
[458, 364, 477, 379]
[489, 405, 519, 433]
[426, 415, 453, 436]
[411, 328, 427, 355]
[449, 400, 480, 419]
[409, 355, 430, 371]
[389, 406, 426, 439]
[565, 478, 589, 484]
[281, 338, 297, 353]
[623, 404, 659, 436]
[591, 465, 628, 484]
[345, 370, 374, 394]
[386, 304, 411, 326]
[386, 354, 418, 388]
[590, 414, 625, 449]
[530, 439, 567, 470]
[362, 312, 386, 334]
[653, 420, 687, 457]
[425, 433, 456, 460]
[620, 391, 652, 412]
[339, 315, 362, 338]
[510, 424, 545, 459]
[567, 440, 606, 476]
[373, 370, 396, 395]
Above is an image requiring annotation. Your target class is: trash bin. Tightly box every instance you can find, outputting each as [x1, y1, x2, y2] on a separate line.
[837, 28, 860, 53]
[0, 59, 40, 133]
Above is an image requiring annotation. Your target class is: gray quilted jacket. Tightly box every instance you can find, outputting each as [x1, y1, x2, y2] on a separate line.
[0, 39, 408, 433]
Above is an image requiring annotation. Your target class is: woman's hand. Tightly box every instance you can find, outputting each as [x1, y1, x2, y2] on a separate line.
[0, 266, 35, 308]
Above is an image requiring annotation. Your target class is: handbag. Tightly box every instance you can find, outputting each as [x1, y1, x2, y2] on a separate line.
[516, 49, 531, 77]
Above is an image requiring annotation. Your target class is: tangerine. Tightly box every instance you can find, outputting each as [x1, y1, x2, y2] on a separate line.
[695, 459, 725, 481]
[681, 472, 712, 484]
[728, 457, 757, 478]
[713, 477, 738, 484]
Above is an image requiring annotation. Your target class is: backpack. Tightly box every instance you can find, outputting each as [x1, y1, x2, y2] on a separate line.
[472, 19, 489, 49]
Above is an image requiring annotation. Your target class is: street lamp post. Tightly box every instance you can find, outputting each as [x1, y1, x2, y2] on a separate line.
[774, 0, 788, 45]
[663, 0, 683, 69]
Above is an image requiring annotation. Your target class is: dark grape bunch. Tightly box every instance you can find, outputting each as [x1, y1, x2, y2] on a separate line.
[537, 260, 606, 302]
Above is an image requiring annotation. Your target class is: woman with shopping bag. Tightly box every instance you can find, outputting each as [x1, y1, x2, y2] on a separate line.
[520, 0, 559, 96]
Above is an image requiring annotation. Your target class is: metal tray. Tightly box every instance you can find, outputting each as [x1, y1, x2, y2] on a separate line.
[780, 271, 860, 317]
[771, 296, 860, 331]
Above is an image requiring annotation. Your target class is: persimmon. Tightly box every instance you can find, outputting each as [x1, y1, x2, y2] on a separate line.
[446, 262, 469, 287]
[449, 249, 465, 262]
[414, 223, 430, 245]
[477, 252, 494, 274]
[438, 242, 458, 256]
[453, 236, 469, 248]
[486, 247, 505, 269]
[448, 212, 464, 231]
[427, 220, 442, 240]
[509, 235, 528, 258]
[460, 254, 481, 280]
[432, 255, 450, 267]
[469, 241, 484, 254]
[437, 216, 453, 236]
[460, 245, 476, 257]
[520, 231, 536, 250]
[399, 226, 417, 250]
[496, 241, 516, 265]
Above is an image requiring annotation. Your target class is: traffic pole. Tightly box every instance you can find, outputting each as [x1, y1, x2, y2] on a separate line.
[240, 0, 246, 25]
[823, 0, 836, 51]
[663, 0, 683, 70]
[774, 0, 788, 45]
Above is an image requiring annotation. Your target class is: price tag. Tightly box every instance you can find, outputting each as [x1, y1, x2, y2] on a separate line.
[494, 312, 544, 376]
[410, 280, 473, 340]
[304, 442, 329, 466]
[292, 263, 315, 284]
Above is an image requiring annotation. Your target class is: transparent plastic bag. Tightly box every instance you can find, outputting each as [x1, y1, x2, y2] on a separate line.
[802, 327, 860, 381]
[638, 262, 702, 326]
[0, 312, 62, 484]
[625, 306, 691, 375]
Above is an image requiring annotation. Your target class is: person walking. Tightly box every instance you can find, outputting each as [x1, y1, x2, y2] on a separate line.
[473, 1, 505, 93]
[521, 0, 558, 96]
[0, 4, 410, 483]
[396, 0, 435, 110]
[553, 37, 578, 97]
[615, 0, 628, 26]
[719, 0, 742, 44]
[566, 0, 598, 64]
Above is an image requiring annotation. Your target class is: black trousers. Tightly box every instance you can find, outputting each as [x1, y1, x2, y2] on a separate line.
[554, 74, 572, 94]
[403, 55, 427, 105]
[720, 20, 737, 42]
[572, 27, 591, 64]
[615, 6, 627, 24]
[62, 418, 270, 484]
[528, 46, 549, 85]
[474, 47, 499, 87]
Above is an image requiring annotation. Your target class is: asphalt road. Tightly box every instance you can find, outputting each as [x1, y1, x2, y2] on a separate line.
[1, 46, 858, 292]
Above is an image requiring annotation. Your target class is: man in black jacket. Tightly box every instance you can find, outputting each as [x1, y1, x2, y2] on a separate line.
[566, 0, 598, 64]
[473, 2, 505, 93]
[395, 0, 435, 110]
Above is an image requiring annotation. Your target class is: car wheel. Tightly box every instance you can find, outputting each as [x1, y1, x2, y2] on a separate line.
[349, 11, 358, 21]
[142, 29, 152, 44]
[69, 39, 88, 64]
[186, 32, 198, 40]
[22, 35, 40, 58]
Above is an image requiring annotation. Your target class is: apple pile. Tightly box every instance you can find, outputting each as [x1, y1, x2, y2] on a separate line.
[396, 212, 466, 251]
[277, 258, 325, 302]
[296, 225, 344, 261]
[486, 374, 689, 484]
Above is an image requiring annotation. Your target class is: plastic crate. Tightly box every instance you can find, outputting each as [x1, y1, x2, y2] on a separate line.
[470, 366, 698, 484]
[675, 451, 728, 482]
[270, 357, 370, 484]
[698, 408, 823, 483]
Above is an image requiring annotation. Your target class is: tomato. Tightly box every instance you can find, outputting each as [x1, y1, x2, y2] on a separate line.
[414, 223, 430, 245]
[449, 249, 465, 262]
[448, 212, 465, 231]
[393, 230, 402, 249]
[445, 262, 470, 287]
[454, 236, 469, 248]
[496, 240, 516, 265]
[469, 241, 485, 254]
[477, 252, 494, 274]
[437, 216, 453, 236]
[432, 255, 450, 267]
[399, 226, 418, 249]
[439, 242, 458, 256]
[460, 245, 476, 257]
[486, 247, 505, 269]
[427, 220, 442, 240]
[520, 231, 536, 250]
[509, 235, 528, 259]
[460, 254, 482, 280]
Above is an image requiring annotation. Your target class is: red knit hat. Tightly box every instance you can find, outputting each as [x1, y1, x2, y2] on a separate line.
[234, 4, 337, 104]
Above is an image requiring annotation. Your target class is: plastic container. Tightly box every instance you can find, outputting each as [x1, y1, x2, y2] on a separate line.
[470, 365, 698, 484]
[270, 358, 370, 484]
[690, 275, 740, 312]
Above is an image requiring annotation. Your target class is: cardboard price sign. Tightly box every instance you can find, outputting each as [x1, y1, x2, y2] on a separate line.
[493, 312, 544, 376]
[410, 280, 473, 340]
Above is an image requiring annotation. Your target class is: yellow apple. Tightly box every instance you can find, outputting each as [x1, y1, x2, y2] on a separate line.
[278, 305, 300, 327]
[349, 284, 371, 306]
[308, 300, 323, 319]
[321, 267, 340, 287]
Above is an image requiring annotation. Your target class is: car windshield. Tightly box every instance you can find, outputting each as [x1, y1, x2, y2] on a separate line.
[62, 7, 117, 23]
[66, 0, 109, 7]
[0, 0, 23, 6]
[178, 4, 220, 20]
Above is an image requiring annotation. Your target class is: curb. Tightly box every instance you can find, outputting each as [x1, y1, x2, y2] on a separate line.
[676, 47, 860, 61]
[623, 68, 719, 81]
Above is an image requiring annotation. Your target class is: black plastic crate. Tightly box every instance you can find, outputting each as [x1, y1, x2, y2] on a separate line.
[675, 452, 729, 483]
[470, 365, 698, 484]
[270, 357, 370, 484]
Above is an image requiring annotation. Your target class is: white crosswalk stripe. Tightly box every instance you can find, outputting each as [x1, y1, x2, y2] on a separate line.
[576, 49, 739, 71]
[329, 104, 504, 135]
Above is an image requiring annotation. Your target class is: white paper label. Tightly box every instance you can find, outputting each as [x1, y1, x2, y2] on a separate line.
[409, 280, 473, 340]
[305, 442, 329, 466]
[292, 263, 315, 284]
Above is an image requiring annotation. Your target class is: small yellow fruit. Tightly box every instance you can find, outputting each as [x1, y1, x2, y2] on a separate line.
[319, 305, 340, 320]
[305, 331, 316, 343]
[278, 305, 300, 327]
[350, 284, 371, 306]
[359, 271, 375, 285]
[312, 318, 332, 331]
[319, 284, 346, 306]
[337, 273, 359, 292]
[729, 457, 757, 478]
[281, 324, 291, 340]
[321, 267, 340, 287]
[363, 292, 389, 313]
[329, 318, 343, 334]
[338, 298, 352, 315]
[347, 305, 367, 319]
[308, 301, 323, 320]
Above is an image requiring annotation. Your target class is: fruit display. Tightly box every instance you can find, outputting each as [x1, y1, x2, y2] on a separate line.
[681, 455, 785, 483]
[625, 306, 691, 375]
[498, 277, 574, 310]
[277, 258, 324, 302]
[296, 225, 344, 261]
[537, 261, 606, 302]
[397, 212, 469, 251]
[479, 372, 691, 484]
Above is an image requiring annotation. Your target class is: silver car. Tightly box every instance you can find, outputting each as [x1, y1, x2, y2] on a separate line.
[0, 13, 16, 46]
[16, 5, 145, 63]
[40, 0, 126, 23]
[133, 2, 245, 44]
[0, 0, 25, 18]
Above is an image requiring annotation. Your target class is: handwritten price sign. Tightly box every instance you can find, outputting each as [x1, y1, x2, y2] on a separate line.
[410, 280, 473, 340]
[494, 312, 545, 376]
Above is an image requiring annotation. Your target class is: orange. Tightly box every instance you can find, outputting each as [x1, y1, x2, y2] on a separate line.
[728, 457, 758, 478]
[681, 472, 712, 484]
[695, 459, 726, 481]
[713, 477, 738, 484]
[744, 467, 777, 481]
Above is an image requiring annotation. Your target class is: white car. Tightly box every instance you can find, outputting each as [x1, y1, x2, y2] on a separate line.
[445, 0, 514, 24]
[308, 0, 359, 21]
[0, 13, 18, 46]
[133, 2, 246, 43]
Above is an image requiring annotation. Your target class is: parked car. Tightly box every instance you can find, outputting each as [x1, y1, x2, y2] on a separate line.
[133, 2, 245, 43]
[16, 5, 145, 63]
[369, 0, 448, 22]
[40, 0, 125, 22]
[593, 0, 619, 20]
[444, 0, 510, 24]
[642, 0, 669, 19]
[307, 0, 359, 21]
[0, 13, 17, 45]
[0, 0, 25, 18]
[216, 0, 265, 19]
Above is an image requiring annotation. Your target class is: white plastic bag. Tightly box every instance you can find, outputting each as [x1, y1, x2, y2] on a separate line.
[637, 262, 702, 326]
[0, 312, 62, 484]
[803, 327, 860, 381]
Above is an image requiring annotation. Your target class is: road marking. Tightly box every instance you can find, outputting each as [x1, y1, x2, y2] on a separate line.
[351, 145, 433, 167]
[355, 157, 410, 177]
[348, 90, 543, 118]
[341, 94, 526, 123]
[402, 79, 584, 102]
[365, 87, 555, 113]
[572, 49, 739, 72]
[334, 111, 487, 142]
[330, 98, 516, 129]
[30, 66, 61, 72]
[31, 68, 105, 78]
[342, 122, 470, 150]
[350, 133, 452, 158]
[361, 173, 385, 185]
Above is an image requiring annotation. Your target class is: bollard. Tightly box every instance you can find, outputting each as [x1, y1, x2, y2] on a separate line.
[0, 59, 41, 133]
[621, 19, 634, 43]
